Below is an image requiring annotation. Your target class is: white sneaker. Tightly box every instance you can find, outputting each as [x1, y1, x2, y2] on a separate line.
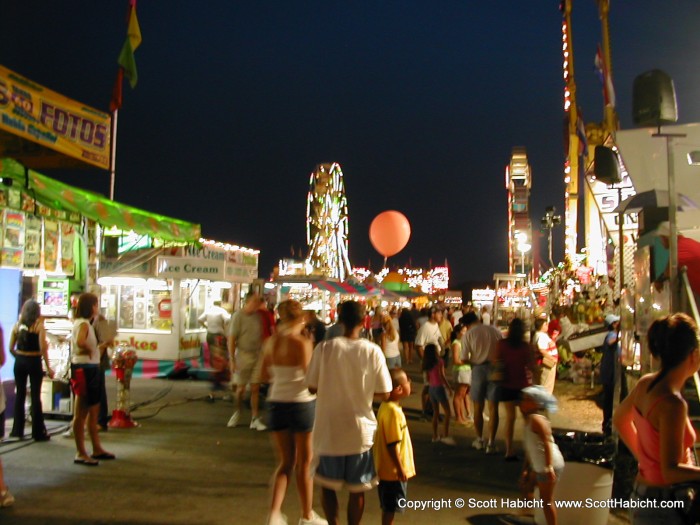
[250, 417, 267, 431]
[472, 437, 484, 450]
[62, 428, 74, 438]
[0, 489, 14, 507]
[441, 436, 456, 446]
[485, 442, 498, 455]
[299, 510, 328, 525]
[227, 410, 240, 428]
[268, 512, 288, 525]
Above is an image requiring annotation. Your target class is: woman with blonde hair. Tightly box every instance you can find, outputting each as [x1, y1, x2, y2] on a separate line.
[8, 299, 54, 441]
[71, 293, 114, 466]
[380, 313, 402, 369]
[260, 300, 326, 525]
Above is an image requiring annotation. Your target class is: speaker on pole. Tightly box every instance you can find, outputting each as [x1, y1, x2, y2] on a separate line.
[633, 69, 678, 127]
[594, 145, 621, 185]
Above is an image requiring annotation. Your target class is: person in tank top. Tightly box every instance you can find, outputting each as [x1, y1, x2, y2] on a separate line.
[260, 300, 326, 525]
[614, 313, 700, 525]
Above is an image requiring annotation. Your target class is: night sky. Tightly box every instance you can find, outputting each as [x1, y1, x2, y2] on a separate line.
[2, 1, 700, 285]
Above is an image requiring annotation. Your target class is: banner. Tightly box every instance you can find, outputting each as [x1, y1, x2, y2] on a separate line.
[1, 209, 25, 267]
[0, 64, 111, 169]
[24, 214, 42, 269]
[60, 222, 75, 275]
[44, 219, 59, 272]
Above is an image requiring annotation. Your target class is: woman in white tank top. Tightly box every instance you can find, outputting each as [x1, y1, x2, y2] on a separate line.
[260, 300, 326, 525]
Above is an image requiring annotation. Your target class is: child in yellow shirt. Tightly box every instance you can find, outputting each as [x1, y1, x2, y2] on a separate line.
[374, 368, 416, 525]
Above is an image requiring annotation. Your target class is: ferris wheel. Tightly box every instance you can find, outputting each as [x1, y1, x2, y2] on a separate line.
[306, 163, 352, 281]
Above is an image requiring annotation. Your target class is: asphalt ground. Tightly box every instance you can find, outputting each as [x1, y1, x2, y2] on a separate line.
[0, 364, 629, 524]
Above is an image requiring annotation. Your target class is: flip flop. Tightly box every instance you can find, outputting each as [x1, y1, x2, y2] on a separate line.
[74, 457, 99, 466]
[91, 452, 116, 460]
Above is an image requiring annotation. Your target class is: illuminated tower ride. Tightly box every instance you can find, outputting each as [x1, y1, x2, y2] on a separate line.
[305, 163, 352, 281]
[506, 147, 533, 277]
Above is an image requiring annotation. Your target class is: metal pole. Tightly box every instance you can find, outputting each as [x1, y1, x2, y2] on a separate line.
[109, 109, 119, 201]
[618, 187, 624, 291]
[667, 136, 678, 312]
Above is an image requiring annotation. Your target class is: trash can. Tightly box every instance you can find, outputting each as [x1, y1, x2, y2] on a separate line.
[535, 430, 615, 525]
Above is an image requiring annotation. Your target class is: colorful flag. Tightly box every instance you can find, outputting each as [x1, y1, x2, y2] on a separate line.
[109, 68, 123, 112]
[118, 2, 142, 89]
[595, 44, 616, 108]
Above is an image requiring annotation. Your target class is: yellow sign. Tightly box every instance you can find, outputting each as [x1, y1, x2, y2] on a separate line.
[0, 64, 111, 170]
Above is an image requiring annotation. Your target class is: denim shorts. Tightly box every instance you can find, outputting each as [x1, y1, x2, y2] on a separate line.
[470, 363, 498, 403]
[313, 450, 378, 493]
[385, 355, 402, 369]
[378, 480, 408, 513]
[267, 400, 315, 433]
[429, 385, 449, 405]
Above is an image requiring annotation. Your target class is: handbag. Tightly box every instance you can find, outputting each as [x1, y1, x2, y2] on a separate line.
[542, 354, 557, 369]
[673, 483, 700, 524]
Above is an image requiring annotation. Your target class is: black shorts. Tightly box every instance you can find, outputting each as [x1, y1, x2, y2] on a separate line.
[72, 364, 101, 406]
[378, 480, 407, 513]
[497, 386, 522, 403]
[267, 400, 315, 433]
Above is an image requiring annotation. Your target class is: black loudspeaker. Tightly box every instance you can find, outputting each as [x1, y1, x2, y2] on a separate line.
[103, 236, 119, 258]
[594, 145, 621, 185]
[633, 69, 678, 127]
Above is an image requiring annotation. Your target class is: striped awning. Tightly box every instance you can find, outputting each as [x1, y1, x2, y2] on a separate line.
[310, 280, 379, 296]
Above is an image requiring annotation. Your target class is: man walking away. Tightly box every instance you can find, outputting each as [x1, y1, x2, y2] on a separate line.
[305, 301, 392, 525]
[462, 312, 503, 454]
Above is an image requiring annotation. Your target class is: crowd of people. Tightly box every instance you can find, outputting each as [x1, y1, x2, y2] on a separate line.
[216, 297, 572, 524]
[4, 290, 700, 525]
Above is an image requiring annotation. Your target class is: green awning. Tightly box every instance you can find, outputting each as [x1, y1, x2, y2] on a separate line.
[0, 158, 201, 242]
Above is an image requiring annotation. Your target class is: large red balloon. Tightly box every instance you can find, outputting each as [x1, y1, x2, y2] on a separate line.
[369, 211, 411, 258]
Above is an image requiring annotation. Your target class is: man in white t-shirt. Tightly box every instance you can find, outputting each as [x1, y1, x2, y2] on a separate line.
[414, 307, 444, 359]
[306, 301, 392, 525]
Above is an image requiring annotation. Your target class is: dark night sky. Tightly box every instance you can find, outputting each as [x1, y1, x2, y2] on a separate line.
[2, 1, 700, 285]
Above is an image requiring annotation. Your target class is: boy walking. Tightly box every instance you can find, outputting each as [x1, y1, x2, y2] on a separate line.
[374, 368, 416, 525]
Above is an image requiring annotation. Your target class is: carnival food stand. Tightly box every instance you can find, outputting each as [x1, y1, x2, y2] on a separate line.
[98, 240, 259, 374]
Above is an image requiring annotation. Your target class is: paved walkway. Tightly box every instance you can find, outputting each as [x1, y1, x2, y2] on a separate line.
[0, 368, 628, 524]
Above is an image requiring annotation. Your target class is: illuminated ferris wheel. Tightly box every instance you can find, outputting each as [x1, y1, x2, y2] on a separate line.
[306, 163, 352, 281]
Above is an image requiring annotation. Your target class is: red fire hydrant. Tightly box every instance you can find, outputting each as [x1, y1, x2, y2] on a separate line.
[109, 344, 139, 428]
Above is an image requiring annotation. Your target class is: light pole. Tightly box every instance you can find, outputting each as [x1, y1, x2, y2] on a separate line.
[540, 206, 562, 268]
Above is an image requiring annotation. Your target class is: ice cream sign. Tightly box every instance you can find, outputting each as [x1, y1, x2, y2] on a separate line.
[156, 256, 225, 279]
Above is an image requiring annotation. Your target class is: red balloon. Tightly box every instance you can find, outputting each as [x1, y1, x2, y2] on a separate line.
[369, 211, 411, 258]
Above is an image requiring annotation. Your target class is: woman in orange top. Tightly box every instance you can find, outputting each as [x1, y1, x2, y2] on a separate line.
[614, 313, 700, 524]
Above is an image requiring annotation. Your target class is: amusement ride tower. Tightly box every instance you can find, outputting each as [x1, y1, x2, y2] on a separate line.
[506, 147, 533, 277]
[305, 162, 352, 281]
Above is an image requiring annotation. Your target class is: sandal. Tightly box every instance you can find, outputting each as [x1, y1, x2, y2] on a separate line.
[74, 456, 99, 466]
